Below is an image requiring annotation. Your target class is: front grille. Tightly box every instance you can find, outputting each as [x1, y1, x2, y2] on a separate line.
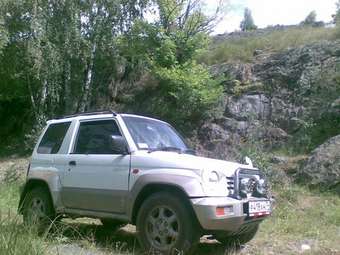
[229, 168, 268, 199]
[226, 176, 234, 195]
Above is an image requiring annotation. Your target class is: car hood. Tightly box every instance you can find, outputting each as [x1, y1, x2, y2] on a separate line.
[132, 150, 256, 176]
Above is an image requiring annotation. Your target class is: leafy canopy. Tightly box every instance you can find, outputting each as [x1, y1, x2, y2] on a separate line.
[119, 0, 223, 131]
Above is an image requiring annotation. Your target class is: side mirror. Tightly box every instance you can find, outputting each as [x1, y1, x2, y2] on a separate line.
[111, 135, 129, 155]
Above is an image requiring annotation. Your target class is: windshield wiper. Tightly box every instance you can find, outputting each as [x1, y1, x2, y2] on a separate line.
[182, 149, 196, 155]
[148, 146, 183, 153]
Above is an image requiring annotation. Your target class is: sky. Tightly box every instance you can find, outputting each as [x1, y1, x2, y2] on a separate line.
[208, 0, 338, 34]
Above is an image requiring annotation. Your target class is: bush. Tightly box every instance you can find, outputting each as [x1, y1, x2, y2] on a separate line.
[131, 62, 223, 132]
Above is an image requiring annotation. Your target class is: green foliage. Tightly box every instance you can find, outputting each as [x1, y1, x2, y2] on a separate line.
[0, 0, 221, 146]
[199, 26, 336, 64]
[150, 62, 223, 130]
[118, 1, 221, 132]
[334, 0, 340, 24]
[290, 67, 340, 152]
[240, 8, 257, 31]
[335, 1, 340, 38]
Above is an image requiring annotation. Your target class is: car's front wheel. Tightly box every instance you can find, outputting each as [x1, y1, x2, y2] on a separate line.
[22, 187, 55, 233]
[136, 192, 200, 254]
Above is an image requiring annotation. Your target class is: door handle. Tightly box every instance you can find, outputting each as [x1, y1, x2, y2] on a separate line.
[69, 161, 76, 166]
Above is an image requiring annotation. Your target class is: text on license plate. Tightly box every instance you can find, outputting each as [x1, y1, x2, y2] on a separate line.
[248, 201, 271, 216]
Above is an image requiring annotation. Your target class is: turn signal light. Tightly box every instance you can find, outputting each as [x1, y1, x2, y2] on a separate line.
[216, 207, 225, 216]
[216, 206, 234, 217]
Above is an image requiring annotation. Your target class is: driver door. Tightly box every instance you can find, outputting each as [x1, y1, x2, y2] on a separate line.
[61, 118, 130, 214]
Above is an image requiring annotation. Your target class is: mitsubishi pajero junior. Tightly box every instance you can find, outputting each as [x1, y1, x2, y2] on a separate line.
[19, 111, 272, 254]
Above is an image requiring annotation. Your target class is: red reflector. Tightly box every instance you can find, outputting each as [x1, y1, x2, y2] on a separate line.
[216, 207, 225, 216]
[132, 169, 140, 174]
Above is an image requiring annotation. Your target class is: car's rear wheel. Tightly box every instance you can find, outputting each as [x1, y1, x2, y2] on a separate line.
[136, 192, 199, 254]
[215, 224, 259, 246]
[22, 187, 55, 233]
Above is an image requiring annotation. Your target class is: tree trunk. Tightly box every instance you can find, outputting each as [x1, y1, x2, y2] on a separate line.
[60, 59, 72, 114]
[78, 41, 96, 112]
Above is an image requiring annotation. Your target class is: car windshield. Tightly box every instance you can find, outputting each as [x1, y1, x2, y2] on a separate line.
[122, 116, 189, 153]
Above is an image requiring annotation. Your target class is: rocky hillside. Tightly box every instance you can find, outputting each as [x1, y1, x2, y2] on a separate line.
[195, 40, 340, 191]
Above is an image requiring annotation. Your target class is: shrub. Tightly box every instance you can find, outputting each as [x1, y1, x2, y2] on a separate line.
[132, 62, 223, 132]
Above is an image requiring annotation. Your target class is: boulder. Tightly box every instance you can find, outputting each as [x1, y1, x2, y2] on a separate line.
[215, 117, 250, 136]
[226, 94, 270, 121]
[198, 123, 230, 143]
[197, 122, 241, 161]
[299, 135, 340, 190]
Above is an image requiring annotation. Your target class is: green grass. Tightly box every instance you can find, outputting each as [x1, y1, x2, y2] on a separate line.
[0, 181, 136, 255]
[0, 179, 339, 254]
[199, 26, 337, 64]
[253, 185, 340, 254]
[0, 182, 49, 255]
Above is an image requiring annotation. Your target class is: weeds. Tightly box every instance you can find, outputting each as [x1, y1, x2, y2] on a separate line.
[0, 214, 48, 255]
[1, 164, 340, 255]
[0, 182, 47, 255]
[199, 27, 336, 64]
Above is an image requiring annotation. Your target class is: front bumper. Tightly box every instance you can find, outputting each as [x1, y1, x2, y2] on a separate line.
[191, 196, 272, 232]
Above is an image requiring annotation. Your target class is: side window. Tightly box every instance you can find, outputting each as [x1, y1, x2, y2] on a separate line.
[37, 122, 71, 154]
[74, 119, 122, 154]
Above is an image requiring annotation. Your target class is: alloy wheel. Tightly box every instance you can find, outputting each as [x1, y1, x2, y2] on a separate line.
[145, 206, 180, 250]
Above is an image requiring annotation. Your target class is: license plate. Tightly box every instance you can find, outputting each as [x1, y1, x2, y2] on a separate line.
[248, 200, 271, 216]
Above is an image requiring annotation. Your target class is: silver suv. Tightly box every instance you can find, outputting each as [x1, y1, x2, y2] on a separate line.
[19, 111, 272, 254]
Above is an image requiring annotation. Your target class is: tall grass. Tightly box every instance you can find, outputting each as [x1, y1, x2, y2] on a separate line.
[199, 27, 337, 64]
[0, 215, 48, 255]
[0, 182, 135, 255]
[0, 173, 340, 254]
[255, 185, 340, 253]
[0, 183, 48, 255]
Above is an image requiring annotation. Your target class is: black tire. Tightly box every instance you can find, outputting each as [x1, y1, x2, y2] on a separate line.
[22, 187, 56, 233]
[216, 224, 259, 246]
[136, 192, 200, 255]
[100, 218, 125, 231]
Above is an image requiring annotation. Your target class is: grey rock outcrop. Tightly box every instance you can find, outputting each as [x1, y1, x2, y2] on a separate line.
[226, 94, 270, 121]
[299, 135, 340, 189]
[210, 40, 340, 140]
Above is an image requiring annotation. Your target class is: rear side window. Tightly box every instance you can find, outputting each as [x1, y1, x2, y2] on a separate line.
[37, 122, 71, 154]
[74, 119, 122, 154]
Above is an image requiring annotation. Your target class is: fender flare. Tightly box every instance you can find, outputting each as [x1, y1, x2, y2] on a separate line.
[127, 172, 205, 222]
[18, 178, 53, 214]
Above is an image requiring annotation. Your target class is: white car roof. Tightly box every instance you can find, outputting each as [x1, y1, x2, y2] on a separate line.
[47, 112, 167, 125]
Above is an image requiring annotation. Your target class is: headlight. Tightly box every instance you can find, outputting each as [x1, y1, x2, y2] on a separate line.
[256, 178, 268, 195]
[239, 177, 257, 197]
[239, 176, 268, 197]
